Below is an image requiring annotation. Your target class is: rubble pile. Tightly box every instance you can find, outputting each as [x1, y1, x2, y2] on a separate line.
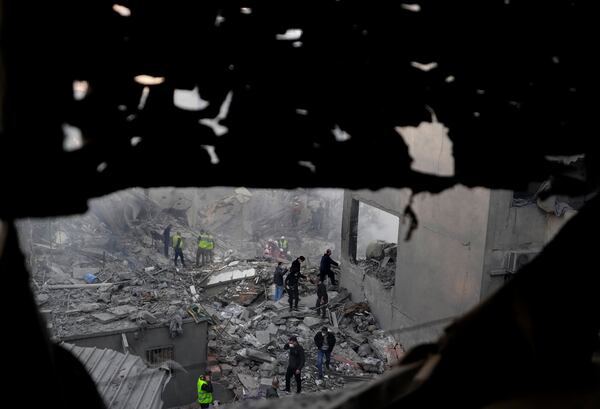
[202, 279, 405, 400]
[19, 187, 405, 402]
[356, 259, 396, 289]
[358, 240, 398, 288]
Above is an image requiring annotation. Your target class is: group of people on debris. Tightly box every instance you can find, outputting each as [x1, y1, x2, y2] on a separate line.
[196, 327, 337, 406]
[273, 249, 340, 316]
[162, 225, 215, 268]
[279, 327, 337, 394]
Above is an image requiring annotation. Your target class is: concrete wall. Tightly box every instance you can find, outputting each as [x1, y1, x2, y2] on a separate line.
[480, 190, 576, 298]
[62, 319, 208, 407]
[341, 185, 491, 349]
[392, 186, 491, 348]
[341, 261, 395, 329]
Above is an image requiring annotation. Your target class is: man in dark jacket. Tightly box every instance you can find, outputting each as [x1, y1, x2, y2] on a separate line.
[285, 256, 306, 311]
[314, 326, 336, 378]
[316, 277, 328, 318]
[283, 336, 305, 393]
[273, 262, 287, 301]
[320, 249, 339, 285]
[163, 224, 172, 257]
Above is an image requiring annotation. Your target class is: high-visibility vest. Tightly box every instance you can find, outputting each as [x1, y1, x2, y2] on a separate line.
[197, 379, 213, 404]
[198, 234, 209, 249]
[278, 239, 288, 249]
[206, 234, 214, 250]
[172, 235, 183, 249]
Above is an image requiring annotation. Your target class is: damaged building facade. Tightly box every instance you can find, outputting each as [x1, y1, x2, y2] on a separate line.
[340, 123, 583, 349]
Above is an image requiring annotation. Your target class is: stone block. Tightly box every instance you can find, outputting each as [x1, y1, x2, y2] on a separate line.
[79, 303, 101, 312]
[255, 330, 271, 345]
[108, 305, 138, 318]
[209, 365, 222, 380]
[138, 310, 158, 324]
[117, 271, 136, 280]
[220, 364, 233, 376]
[303, 316, 323, 328]
[91, 312, 119, 324]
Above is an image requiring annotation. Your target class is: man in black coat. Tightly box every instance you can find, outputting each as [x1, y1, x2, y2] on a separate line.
[314, 326, 336, 378]
[162, 224, 172, 257]
[319, 249, 339, 285]
[283, 336, 305, 393]
[285, 256, 306, 311]
[316, 277, 328, 318]
[273, 262, 287, 301]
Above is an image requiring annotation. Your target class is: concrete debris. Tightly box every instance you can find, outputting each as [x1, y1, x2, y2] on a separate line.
[36, 293, 50, 305]
[368, 334, 404, 366]
[23, 188, 401, 401]
[357, 258, 396, 288]
[77, 302, 100, 312]
[91, 312, 119, 324]
[303, 316, 324, 328]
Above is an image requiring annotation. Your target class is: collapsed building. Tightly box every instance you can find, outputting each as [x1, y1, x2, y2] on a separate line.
[19, 187, 400, 407]
[1, 1, 591, 408]
[340, 123, 589, 349]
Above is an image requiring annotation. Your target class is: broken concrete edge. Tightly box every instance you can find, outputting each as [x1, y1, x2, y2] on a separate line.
[57, 316, 208, 342]
[225, 364, 420, 409]
[205, 274, 258, 289]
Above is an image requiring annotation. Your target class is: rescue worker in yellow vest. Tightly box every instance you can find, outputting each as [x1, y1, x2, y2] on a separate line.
[196, 230, 207, 267]
[277, 236, 288, 253]
[205, 232, 215, 263]
[197, 372, 214, 408]
[172, 232, 185, 267]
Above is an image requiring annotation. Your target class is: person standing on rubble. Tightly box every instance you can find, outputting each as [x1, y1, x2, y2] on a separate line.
[163, 224, 172, 257]
[173, 232, 185, 267]
[206, 231, 215, 263]
[320, 249, 339, 285]
[315, 277, 328, 318]
[196, 230, 206, 267]
[314, 326, 336, 379]
[273, 262, 287, 301]
[291, 197, 302, 227]
[277, 236, 288, 253]
[197, 372, 214, 408]
[285, 256, 306, 311]
[283, 336, 305, 394]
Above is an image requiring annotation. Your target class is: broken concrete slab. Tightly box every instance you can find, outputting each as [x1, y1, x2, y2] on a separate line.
[207, 268, 256, 286]
[107, 305, 138, 318]
[259, 377, 273, 390]
[303, 316, 323, 328]
[91, 312, 119, 324]
[369, 335, 403, 366]
[221, 364, 233, 376]
[237, 373, 259, 391]
[265, 323, 278, 335]
[255, 330, 271, 345]
[359, 357, 384, 373]
[138, 311, 158, 324]
[36, 293, 50, 305]
[78, 303, 101, 312]
[243, 334, 263, 348]
[246, 349, 276, 363]
[117, 271, 136, 280]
